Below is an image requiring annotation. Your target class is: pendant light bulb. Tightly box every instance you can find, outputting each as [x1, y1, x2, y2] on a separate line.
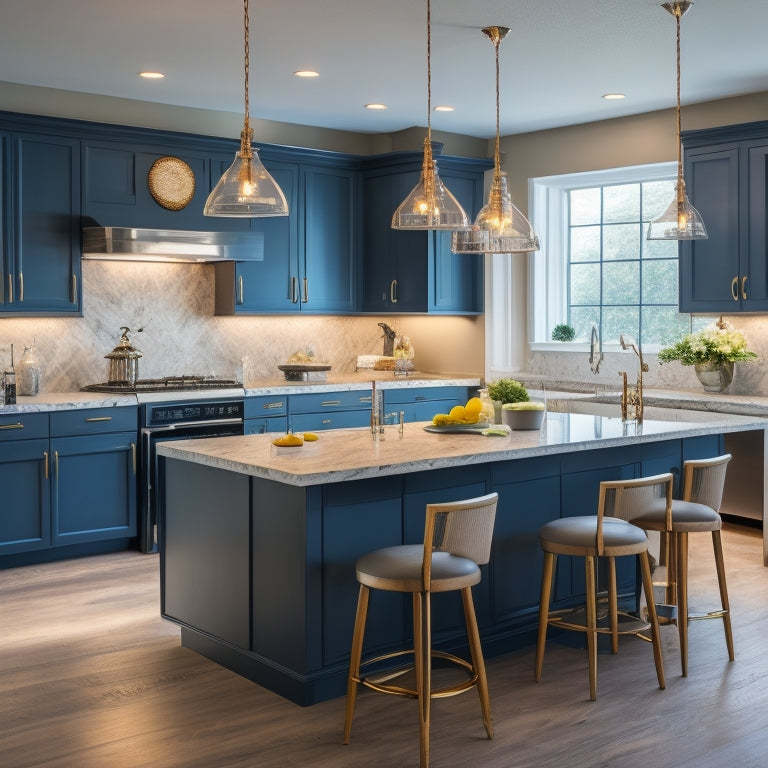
[647, 1, 707, 240]
[204, 0, 289, 218]
[451, 25, 539, 254]
[391, 0, 468, 230]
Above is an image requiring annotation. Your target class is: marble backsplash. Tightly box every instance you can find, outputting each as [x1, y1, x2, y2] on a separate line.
[0, 261, 482, 392]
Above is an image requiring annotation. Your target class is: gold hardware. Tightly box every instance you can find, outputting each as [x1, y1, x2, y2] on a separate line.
[263, 401, 284, 410]
[321, 400, 341, 407]
[0, 422, 24, 430]
[618, 335, 648, 424]
[322, 418, 332, 424]
[54, 450, 59, 479]
[43, 451, 49, 479]
[71, 273, 78, 303]
[741, 275, 748, 300]
[360, 396, 373, 404]
[18, 272, 23, 302]
[85, 416, 112, 422]
[291, 276, 299, 303]
[303, 276, 308, 303]
[238, 275, 244, 304]
[131, 442, 137, 475]
[730, 276, 739, 301]
[390, 279, 398, 304]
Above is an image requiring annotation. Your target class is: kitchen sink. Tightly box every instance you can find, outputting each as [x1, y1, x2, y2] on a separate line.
[546, 397, 735, 422]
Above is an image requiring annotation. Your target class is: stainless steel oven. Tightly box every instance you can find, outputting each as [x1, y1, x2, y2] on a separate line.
[139, 395, 244, 553]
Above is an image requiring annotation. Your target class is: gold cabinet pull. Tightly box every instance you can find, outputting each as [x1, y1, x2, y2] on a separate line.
[18, 271, 23, 303]
[741, 275, 748, 300]
[390, 279, 398, 304]
[85, 416, 112, 422]
[291, 276, 299, 303]
[731, 276, 739, 301]
[71, 273, 78, 304]
[54, 450, 59, 479]
[321, 400, 341, 407]
[237, 275, 244, 305]
[359, 396, 373, 404]
[302, 277, 309, 303]
[131, 442, 137, 475]
[43, 451, 49, 480]
[0, 422, 24, 430]
[263, 401, 284, 410]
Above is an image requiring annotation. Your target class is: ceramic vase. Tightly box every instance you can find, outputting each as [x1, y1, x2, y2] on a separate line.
[694, 360, 734, 393]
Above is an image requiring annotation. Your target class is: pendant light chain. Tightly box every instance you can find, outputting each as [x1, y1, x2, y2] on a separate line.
[674, 3, 683, 194]
[426, 0, 431, 143]
[493, 30, 502, 183]
[241, 0, 252, 157]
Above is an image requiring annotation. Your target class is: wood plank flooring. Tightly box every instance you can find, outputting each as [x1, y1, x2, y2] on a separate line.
[2, 523, 768, 768]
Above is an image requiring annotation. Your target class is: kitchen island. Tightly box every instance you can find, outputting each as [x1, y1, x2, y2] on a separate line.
[157, 411, 767, 705]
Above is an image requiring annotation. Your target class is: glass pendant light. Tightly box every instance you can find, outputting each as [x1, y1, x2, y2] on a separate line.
[647, 1, 707, 240]
[204, 0, 289, 218]
[452, 26, 539, 254]
[391, 0, 468, 230]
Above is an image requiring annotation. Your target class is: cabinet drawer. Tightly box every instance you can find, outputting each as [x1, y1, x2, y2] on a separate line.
[50, 406, 138, 437]
[244, 416, 288, 435]
[290, 390, 372, 413]
[0, 412, 48, 440]
[292, 410, 370, 432]
[245, 395, 287, 419]
[383, 385, 469, 405]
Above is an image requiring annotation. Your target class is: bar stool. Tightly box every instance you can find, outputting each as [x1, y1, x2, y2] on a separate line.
[343, 492, 498, 768]
[535, 474, 669, 701]
[633, 454, 733, 676]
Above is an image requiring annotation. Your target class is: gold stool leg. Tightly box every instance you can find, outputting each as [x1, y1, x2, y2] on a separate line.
[640, 550, 666, 690]
[712, 530, 735, 662]
[535, 551, 556, 682]
[585, 555, 598, 702]
[343, 585, 369, 744]
[607, 556, 619, 654]
[414, 590, 432, 768]
[462, 586, 493, 739]
[677, 532, 689, 677]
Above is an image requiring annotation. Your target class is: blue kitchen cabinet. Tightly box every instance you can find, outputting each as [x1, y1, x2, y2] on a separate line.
[289, 389, 372, 432]
[383, 384, 471, 422]
[244, 393, 288, 434]
[215, 161, 358, 314]
[49, 407, 138, 547]
[1, 133, 81, 315]
[362, 151, 491, 314]
[0, 413, 50, 555]
[680, 120, 768, 312]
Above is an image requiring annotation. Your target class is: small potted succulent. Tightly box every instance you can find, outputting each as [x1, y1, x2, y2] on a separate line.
[551, 323, 576, 342]
[486, 378, 545, 430]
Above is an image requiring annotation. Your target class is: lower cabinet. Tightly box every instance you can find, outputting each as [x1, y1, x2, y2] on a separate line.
[289, 390, 373, 432]
[0, 407, 138, 564]
[383, 385, 470, 422]
[244, 394, 288, 434]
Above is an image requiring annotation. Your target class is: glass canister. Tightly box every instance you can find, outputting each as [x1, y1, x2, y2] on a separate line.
[16, 344, 41, 396]
[478, 387, 496, 425]
[106, 327, 142, 385]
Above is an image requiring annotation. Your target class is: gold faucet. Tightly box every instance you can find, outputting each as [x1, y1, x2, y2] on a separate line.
[619, 334, 649, 423]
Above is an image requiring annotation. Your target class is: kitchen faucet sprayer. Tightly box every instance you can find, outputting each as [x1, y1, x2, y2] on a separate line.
[618, 334, 649, 423]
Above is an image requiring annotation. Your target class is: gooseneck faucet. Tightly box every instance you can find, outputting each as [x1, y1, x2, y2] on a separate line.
[619, 334, 649, 422]
[378, 322, 397, 357]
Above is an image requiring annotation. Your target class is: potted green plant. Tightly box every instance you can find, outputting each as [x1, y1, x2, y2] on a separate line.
[551, 323, 576, 342]
[486, 378, 544, 430]
[657, 319, 757, 392]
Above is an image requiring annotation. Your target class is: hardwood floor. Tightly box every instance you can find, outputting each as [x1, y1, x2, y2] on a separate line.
[2, 523, 768, 768]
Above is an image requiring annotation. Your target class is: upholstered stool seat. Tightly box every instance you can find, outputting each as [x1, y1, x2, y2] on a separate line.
[633, 454, 733, 676]
[535, 474, 669, 701]
[343, 493, 498, 768]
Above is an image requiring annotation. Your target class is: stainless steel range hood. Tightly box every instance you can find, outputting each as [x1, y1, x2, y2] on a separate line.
[82, 227, 264, 263]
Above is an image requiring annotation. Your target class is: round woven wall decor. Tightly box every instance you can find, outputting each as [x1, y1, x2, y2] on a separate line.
[148, 156, 196, 211]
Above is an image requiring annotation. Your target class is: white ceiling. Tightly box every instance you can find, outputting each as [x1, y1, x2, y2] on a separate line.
[1, 0, 766, 140]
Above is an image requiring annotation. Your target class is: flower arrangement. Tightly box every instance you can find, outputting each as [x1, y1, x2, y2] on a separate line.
[486, 378, 529, 404]
[657, 320, 758, 366]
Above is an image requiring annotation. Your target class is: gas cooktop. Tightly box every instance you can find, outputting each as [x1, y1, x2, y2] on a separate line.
[82, 375, 242, 394]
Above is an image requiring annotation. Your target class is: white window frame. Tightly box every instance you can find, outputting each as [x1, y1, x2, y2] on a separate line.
[527, 161, 677, 349]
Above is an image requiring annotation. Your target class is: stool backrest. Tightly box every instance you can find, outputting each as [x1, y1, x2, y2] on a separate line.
[597, 474, 673, 554]
[423, 493, 498, 582]
[682, 454, 731, 512]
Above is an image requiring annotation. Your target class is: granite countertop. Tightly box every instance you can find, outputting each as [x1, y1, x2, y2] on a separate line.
[0, 391, 138, 413]
[156, 411, 767, 487]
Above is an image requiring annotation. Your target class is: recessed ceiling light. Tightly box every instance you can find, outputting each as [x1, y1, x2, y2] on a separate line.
[433, 105, 455, 112]
[139, 71, 165, 80]
[365, 103, 388, 110]
[294, 70, 319, 78]
[602, 93, 625, 100]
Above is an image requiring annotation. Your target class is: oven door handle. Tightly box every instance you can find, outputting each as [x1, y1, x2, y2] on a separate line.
[141, 418, 243, 433]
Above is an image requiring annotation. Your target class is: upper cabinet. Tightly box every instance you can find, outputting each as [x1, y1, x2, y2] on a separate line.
[214, 158, 359, 314]
[361, 151, 492, 314]
[680, 121, 768, 313]
[0, 130, 81, 316]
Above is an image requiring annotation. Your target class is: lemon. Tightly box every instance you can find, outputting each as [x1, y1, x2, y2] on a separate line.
[303, 432, 319, 442]
[464, 396, 482, 415]
[272, 434, 304, 447]
[432, 413, 451, 426]
[448, 405, 466, 422]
